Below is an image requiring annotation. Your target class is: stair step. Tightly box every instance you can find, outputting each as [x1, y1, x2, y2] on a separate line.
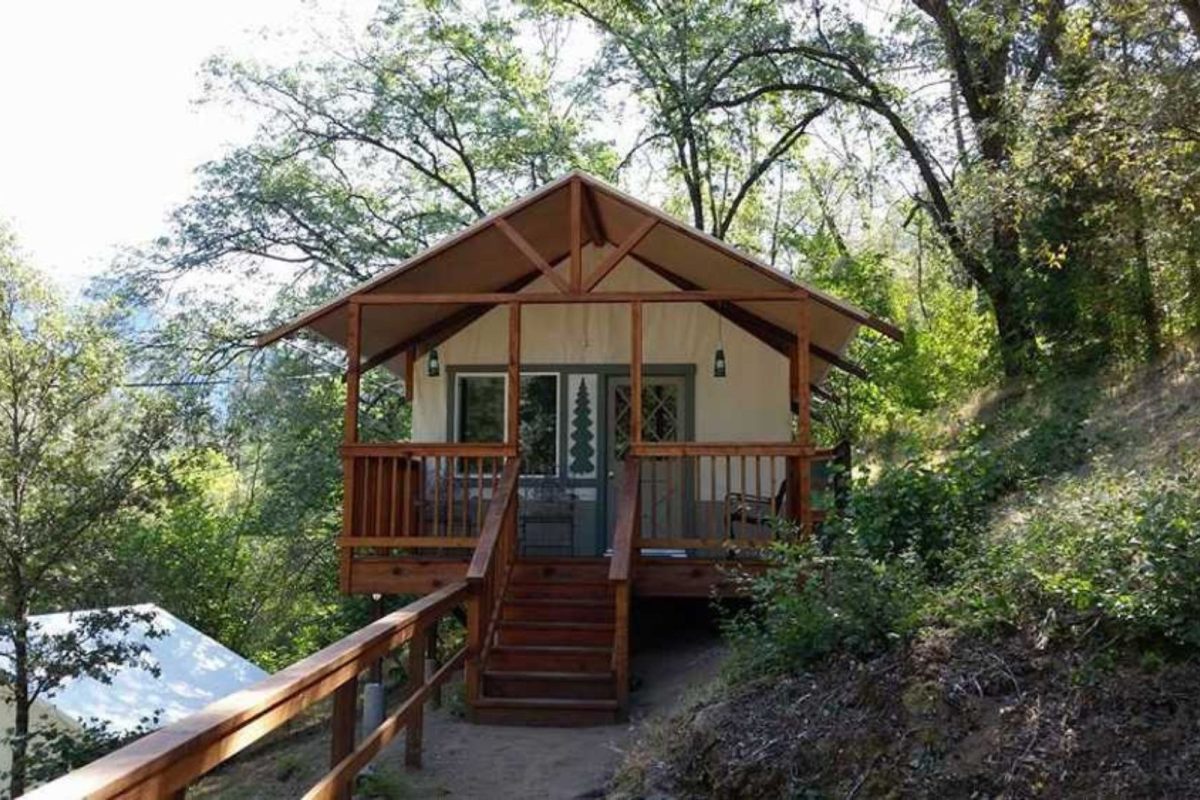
[510, 561, 609, 584]
[483, 670, 616, 700]
[501, 598, 615, 623]
[472, 696, 621, 727]
[497, 621, 614, 647]
[508, 580, 612, 600]
[489, 645, 612, 673]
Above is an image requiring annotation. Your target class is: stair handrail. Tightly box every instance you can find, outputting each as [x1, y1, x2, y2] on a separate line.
[464, 457, 522, 708]
[24, 582, 469, 800]
[608, 457, 641, 717]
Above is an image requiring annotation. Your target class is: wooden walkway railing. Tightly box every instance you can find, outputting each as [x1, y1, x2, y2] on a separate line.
[608, 458, 641, 718]
[23, 583, 469, 800]
[463, 458, 522, 710]
[628, 442, 844, 549]
[340, 442, 516, 549]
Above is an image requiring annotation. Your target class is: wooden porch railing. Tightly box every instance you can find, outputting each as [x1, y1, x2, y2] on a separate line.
[608, 457, 641, 718]
[340, 442, 516, 551]
[628, 442, 846, 550]
[463, 458, 522, 710]
[23, 583, 468, 800]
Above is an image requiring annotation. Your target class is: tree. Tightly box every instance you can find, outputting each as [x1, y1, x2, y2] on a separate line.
[135, 0, 615, 314]
[0, 232, 174, 796]
[544, 0, 826, 244]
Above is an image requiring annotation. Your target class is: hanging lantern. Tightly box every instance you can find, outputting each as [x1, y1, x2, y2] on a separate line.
[426, 348, 441, 377]
[713, 311, 727, 378]
[713, 346, 727, 378]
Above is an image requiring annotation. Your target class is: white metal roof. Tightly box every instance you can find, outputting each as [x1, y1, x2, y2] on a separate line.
[20, 604, 268, 735]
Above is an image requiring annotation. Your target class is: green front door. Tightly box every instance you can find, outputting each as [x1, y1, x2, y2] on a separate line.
[602, 375, 690, 550]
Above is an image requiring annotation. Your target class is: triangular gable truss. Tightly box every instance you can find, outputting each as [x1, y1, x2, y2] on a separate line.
[257, 172, 902, 389]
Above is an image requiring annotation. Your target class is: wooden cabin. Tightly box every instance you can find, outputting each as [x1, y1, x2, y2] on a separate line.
[256, 171, 901, 726]
[25, 173, 902, 800]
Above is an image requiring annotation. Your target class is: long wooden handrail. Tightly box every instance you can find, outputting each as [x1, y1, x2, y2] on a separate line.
[341, 441, 516, 458]
[25, 582, 468, 800]
[466, 459, 522, 580]
[609, 459, 641, 582]
[629, 441, 838, 458]
[463, 458, 521, 710]
[609, 458, 640, 718]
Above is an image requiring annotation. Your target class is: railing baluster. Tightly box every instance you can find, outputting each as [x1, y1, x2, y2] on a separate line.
[476, 456, 484, 537]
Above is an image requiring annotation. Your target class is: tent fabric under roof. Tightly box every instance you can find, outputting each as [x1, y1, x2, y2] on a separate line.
[257, 171, 901, 384]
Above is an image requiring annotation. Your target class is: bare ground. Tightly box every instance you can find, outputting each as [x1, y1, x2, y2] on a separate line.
[611, 630, 1200, 800]
[192, 602, 726, 799]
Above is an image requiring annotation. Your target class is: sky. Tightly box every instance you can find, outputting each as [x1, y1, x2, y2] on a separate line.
[0, 0, 376, 293]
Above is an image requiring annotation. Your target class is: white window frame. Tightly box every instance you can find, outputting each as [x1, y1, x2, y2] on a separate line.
[453, 371, 561, 478]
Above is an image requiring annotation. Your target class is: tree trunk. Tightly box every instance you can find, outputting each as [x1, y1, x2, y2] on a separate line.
[1131, 195, 1163, 357]
[10, 606, 30, 798]
[1181, 0, 1200, 41]
[987, 206, 1039, 377]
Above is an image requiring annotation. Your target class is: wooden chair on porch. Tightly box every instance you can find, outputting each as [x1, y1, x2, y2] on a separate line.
[724, 441, 850, 541]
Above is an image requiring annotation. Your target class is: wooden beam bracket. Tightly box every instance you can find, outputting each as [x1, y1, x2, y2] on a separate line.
[495, 217, 571, 294]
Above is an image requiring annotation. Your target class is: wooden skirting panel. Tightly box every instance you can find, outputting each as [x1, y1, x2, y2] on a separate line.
[349, 556, 470, 595]
[346, 555, 766, 598]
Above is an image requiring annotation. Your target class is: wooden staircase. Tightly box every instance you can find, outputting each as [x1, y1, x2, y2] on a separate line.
[473, 560, 624, 726]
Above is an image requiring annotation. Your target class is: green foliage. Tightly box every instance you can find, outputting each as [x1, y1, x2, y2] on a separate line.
[849, 378, 1096, 573]
[722, 526, 926, 679]
[0, 233, 179, 797]
[2, 713, 161, 793]
[942, 456, 1200, 650]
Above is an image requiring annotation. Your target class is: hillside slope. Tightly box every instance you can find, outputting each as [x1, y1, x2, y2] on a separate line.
[611, 350, 1200, 799]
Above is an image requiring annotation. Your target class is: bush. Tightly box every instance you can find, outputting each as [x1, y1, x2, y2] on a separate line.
[941, 456, 1200, 649]
[849, 379, 1095, 574]
[722, 522, 927, 679]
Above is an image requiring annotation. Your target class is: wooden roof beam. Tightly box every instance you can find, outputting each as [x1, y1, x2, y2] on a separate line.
[581, 183, 607, 246]
[359, 269, 544, 373]
[638, 254, 872, 382]
[494, 217, 571, 294]
[582, 217, 658, 292]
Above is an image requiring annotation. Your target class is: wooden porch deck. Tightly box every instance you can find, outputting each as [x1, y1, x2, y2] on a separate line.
[346, 554, 764, 598]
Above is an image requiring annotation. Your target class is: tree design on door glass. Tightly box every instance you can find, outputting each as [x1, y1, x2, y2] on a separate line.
[569, 377, 596, 476]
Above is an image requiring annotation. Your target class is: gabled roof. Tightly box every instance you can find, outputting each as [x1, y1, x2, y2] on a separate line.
[18, 605, 267, 735]
[257, 171, 901, 382]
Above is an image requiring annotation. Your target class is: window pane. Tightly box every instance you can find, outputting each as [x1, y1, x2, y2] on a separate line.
[520, 375, 558, 476]
[458, 376, 505, 443]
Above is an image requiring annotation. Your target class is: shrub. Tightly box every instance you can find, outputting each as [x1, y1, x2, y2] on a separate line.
[722, 522, 927, 679]
[849, 379, 1095, 574]
[940, 457, 1200, 649]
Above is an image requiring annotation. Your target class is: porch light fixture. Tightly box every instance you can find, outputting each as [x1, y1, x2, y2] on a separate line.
[426, 348, 441, 377]
[713, 313, 727, 378]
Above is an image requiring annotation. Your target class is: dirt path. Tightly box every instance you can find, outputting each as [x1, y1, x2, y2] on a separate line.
[192, 607, 724, 800]
[391, 630, 723, 799]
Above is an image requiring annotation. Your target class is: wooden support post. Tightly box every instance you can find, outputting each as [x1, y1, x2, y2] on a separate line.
[794, 294, 812, 536]
[405, 625, 427, 768]
[341, 301, 362, 593]
[630, 301, 643, 445]
[427, 622, 441, 709]
[330, 676, 358, 800]
[570, 177, 582, 292]
[464, 592, 482, 713]
[404, 346, 415, 403]
[507, 302, 521, 449]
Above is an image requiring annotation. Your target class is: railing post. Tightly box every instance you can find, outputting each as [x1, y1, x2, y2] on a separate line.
[330, 675, 358, 800]
[427, 621, 442, 709]
[464, 586, 482, 714]
[406, 624, 427, 768]
[341, 300, 362, 592]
